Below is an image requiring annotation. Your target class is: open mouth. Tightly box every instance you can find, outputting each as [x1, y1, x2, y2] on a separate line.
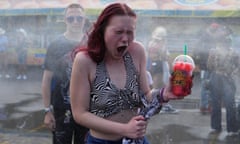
[117, 46, 127, 54]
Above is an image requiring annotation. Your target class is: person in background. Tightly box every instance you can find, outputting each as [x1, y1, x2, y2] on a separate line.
[146, 71, 154, 89]
[193, 23, 220, 114]
[207, 25, 240, 136]
[41, 3, 88, 144]
[70, 3, 187, 144]
[0, 28, 10, 79]
[15, 28, 29, 80]
[147, 26, 179, 114]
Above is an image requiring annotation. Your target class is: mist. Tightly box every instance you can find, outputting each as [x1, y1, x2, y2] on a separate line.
[0, 0, 240, 144]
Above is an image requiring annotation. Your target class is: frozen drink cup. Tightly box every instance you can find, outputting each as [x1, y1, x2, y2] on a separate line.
[171, 54, 195, 97]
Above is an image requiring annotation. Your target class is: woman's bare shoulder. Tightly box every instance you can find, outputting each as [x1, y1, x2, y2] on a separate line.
[128, 41, 146, 57]
[131, 41, 145, 49]
[74, 52, 95, 68]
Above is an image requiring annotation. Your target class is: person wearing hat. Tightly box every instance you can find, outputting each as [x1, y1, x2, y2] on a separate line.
[146, 26, 179, 114]
[0, 28, 10, 79]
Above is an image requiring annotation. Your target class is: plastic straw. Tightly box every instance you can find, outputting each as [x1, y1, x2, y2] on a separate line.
[184, 44, 187, 62]
[184, 44, 187, 55]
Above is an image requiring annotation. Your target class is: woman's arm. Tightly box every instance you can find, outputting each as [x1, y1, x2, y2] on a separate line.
[133, 41, 181, 103]
[70, 52, 146, 139]
[130, 41, 152, 101]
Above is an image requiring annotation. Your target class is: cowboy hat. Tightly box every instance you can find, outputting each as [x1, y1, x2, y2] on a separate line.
[152, 26, 167, 40]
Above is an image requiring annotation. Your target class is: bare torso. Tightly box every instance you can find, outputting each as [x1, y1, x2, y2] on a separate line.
[90, 109, 138, 140]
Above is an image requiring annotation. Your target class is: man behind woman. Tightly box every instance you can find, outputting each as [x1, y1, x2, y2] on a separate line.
[41, 3, 89, 144]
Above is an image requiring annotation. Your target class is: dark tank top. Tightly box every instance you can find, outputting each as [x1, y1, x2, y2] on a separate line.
[89, 52, 143, 118]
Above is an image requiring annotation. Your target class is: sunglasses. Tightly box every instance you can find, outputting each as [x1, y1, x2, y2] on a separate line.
[66, 16, 83, 23]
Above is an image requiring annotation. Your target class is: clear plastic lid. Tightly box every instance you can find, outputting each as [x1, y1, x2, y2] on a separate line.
[172, 55, 195, 74]
[173, 55, 195, 68]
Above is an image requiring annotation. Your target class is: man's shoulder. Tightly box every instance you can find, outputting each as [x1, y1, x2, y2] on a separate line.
[48, 35, 65, 48]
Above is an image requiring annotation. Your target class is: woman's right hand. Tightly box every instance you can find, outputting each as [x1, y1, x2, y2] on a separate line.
[124, 115, 147, 139]
[44, 112, 56, 131]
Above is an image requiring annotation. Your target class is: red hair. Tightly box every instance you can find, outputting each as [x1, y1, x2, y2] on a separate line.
[74, 3, 136, 63]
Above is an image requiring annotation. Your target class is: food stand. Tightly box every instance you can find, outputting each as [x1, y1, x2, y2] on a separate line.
[0, 0, 239, 66]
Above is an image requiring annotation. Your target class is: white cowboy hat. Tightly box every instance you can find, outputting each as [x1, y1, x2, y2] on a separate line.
[0, 28, 5, 35]
[152, 26, 167, 40]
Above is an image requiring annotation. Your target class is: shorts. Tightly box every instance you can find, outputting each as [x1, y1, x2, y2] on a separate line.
[86, 133, 150, 144]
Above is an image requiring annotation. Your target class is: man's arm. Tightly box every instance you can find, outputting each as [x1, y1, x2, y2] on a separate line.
[41, 69, 56, 130]
[42, 70, 53, 108]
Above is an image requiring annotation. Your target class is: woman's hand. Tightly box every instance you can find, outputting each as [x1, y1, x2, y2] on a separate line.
[123, 115, 147, 139]
[163, 84, 185, 101]
[164, 73, 194, 100]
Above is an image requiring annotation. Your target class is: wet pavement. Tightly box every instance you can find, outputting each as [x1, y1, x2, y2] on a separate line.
[147, 109, 240, 144]
[0, 67, 240, 144]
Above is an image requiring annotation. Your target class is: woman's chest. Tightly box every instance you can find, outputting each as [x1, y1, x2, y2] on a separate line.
[106, 64, 127, 89]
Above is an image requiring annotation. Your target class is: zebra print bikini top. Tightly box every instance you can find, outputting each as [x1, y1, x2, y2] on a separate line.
[89, 52, 143, 118]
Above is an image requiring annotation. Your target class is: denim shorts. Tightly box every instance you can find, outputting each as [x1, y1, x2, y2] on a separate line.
[86, 133, 150, 144]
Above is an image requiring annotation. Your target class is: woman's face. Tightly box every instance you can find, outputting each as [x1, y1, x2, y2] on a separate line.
[104, 15, 136, 60]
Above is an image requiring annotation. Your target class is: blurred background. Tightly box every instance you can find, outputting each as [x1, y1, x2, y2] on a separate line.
[0, 0, 240, 144]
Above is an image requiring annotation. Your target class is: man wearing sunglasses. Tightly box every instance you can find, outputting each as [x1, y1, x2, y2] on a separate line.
[42, 3, 89, 144]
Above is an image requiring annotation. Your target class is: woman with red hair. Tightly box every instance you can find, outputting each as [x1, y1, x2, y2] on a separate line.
[70, 3, 185, 144]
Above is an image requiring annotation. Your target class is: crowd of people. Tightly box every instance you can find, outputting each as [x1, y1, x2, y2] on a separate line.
[0, 27, 30, 80]
[1, 1, 240, 144]
[40, 2, 240, 144]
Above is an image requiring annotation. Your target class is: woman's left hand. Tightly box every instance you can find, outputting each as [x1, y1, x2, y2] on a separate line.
[163, 85, 185, 101]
